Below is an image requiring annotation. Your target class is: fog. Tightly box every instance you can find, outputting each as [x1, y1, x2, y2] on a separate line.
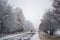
[9, 0, 52, 30]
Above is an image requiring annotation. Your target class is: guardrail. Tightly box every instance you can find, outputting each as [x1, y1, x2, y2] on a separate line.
[0, 32, 35, 40]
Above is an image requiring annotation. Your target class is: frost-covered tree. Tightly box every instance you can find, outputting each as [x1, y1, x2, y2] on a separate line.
[39, 0, 60, 40]
[0, 0, 18, 34]
[13, 8, 35, 32]
[13, 7, 25, 32]
[24, 20, 36, 32]
[39, 0, 60, 35]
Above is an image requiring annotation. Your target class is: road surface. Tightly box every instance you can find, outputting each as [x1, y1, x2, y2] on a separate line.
[31, 32, 40, 40]
[0, 32, 35, 40]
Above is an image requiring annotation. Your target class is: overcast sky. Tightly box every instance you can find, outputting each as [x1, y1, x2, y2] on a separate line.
[9, 0, 52, 30]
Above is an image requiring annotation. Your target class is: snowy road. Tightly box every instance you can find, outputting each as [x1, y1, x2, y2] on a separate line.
[31, 32, 40, 40]
[0, 32, 35, 40]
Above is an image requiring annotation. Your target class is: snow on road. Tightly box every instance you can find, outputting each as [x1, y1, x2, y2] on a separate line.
[0, 32, 35, 40]
[31, 32, 40, 40]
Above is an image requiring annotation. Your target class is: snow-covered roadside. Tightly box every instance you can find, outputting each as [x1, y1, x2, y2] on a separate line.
[31, 32, 40, 40]
[0, 32, 35, 40]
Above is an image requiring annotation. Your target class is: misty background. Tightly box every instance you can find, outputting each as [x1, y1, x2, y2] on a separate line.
[0, 0, 53, 40]
[8, 0, 52, 30]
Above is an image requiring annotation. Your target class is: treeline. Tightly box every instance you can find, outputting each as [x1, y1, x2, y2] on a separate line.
[39, 0, 60, 35]
[0, 0, 35, 36]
